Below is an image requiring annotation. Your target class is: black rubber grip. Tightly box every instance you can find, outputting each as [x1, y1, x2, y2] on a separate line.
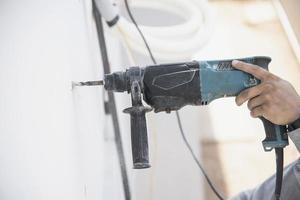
[130, 108, 150, 169]
[124, 106, 151, 169]
[260, 117, 288, 151]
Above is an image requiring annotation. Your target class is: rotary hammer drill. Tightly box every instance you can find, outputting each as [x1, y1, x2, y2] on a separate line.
[75, 56, 289, 199]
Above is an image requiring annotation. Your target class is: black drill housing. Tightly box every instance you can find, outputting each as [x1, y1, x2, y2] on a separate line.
[104, 61, 202, 112]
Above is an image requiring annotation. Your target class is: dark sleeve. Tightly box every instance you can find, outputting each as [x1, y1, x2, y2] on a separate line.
[288, 118, 300, 132]
[230, 120, 300, 200]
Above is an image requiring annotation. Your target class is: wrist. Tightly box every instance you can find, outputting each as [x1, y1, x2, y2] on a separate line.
[289, 99, 300, 131]
[289, 117, 300, 131]
[288, 97, 300, 125]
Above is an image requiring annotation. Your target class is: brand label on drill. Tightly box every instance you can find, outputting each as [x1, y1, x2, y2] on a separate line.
[214, 62, 234, 71]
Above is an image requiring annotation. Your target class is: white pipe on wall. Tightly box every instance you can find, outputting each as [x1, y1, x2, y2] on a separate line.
[101, 0, 213, 61]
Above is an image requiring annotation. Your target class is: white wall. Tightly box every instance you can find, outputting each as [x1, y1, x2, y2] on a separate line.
[0, 1, 106, 199]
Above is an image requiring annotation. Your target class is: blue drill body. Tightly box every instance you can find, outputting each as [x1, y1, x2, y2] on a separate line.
[199, 58, 261, 104]
[102, 56, 288, 169]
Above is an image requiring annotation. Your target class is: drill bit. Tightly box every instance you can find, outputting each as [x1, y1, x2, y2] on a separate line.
[72, 80, 104, 87]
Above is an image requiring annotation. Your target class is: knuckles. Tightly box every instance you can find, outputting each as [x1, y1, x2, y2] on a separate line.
[263, 82, 274, 90]
[242, 70, 296, 124]
[263, 94, 272, 102]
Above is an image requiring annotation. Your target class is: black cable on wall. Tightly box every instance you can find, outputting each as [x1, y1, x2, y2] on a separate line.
[92, 1, 131, 200]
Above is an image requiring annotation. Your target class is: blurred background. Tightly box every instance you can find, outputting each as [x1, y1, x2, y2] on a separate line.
[0, 0, 299, 200]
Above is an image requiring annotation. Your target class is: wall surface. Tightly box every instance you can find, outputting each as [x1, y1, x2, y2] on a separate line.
[0, 1, 107, 200]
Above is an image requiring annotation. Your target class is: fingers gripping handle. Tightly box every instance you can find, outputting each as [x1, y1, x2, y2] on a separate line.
[260, 117, 288, 151]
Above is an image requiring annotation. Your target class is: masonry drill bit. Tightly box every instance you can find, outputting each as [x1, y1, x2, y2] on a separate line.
[72, 80, 104, 87]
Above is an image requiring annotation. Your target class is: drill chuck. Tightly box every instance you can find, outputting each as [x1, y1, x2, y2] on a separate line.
[103, 67, 145, 93]
[104, 71, 129, 92]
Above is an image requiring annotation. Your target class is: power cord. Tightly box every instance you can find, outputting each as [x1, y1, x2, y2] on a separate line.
[176, 112, 225, 200]
[124, 0, 225, 199]
[124, 0, 157, 64]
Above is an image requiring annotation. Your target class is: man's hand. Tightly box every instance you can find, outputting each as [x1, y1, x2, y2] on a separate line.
[232, 60, 300, 125]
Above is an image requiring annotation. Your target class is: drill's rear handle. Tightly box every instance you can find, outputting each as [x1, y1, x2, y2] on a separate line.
[260, 118, 288, 151]
[260, 117, 287, 199]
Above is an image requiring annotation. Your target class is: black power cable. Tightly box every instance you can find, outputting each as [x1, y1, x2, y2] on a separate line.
[124, 1, 225, 199]
[176, 112, 225, 200]
[275, 148, 284, 200]
[92, 1, 131, 200]
[124, 0, 157, 64]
